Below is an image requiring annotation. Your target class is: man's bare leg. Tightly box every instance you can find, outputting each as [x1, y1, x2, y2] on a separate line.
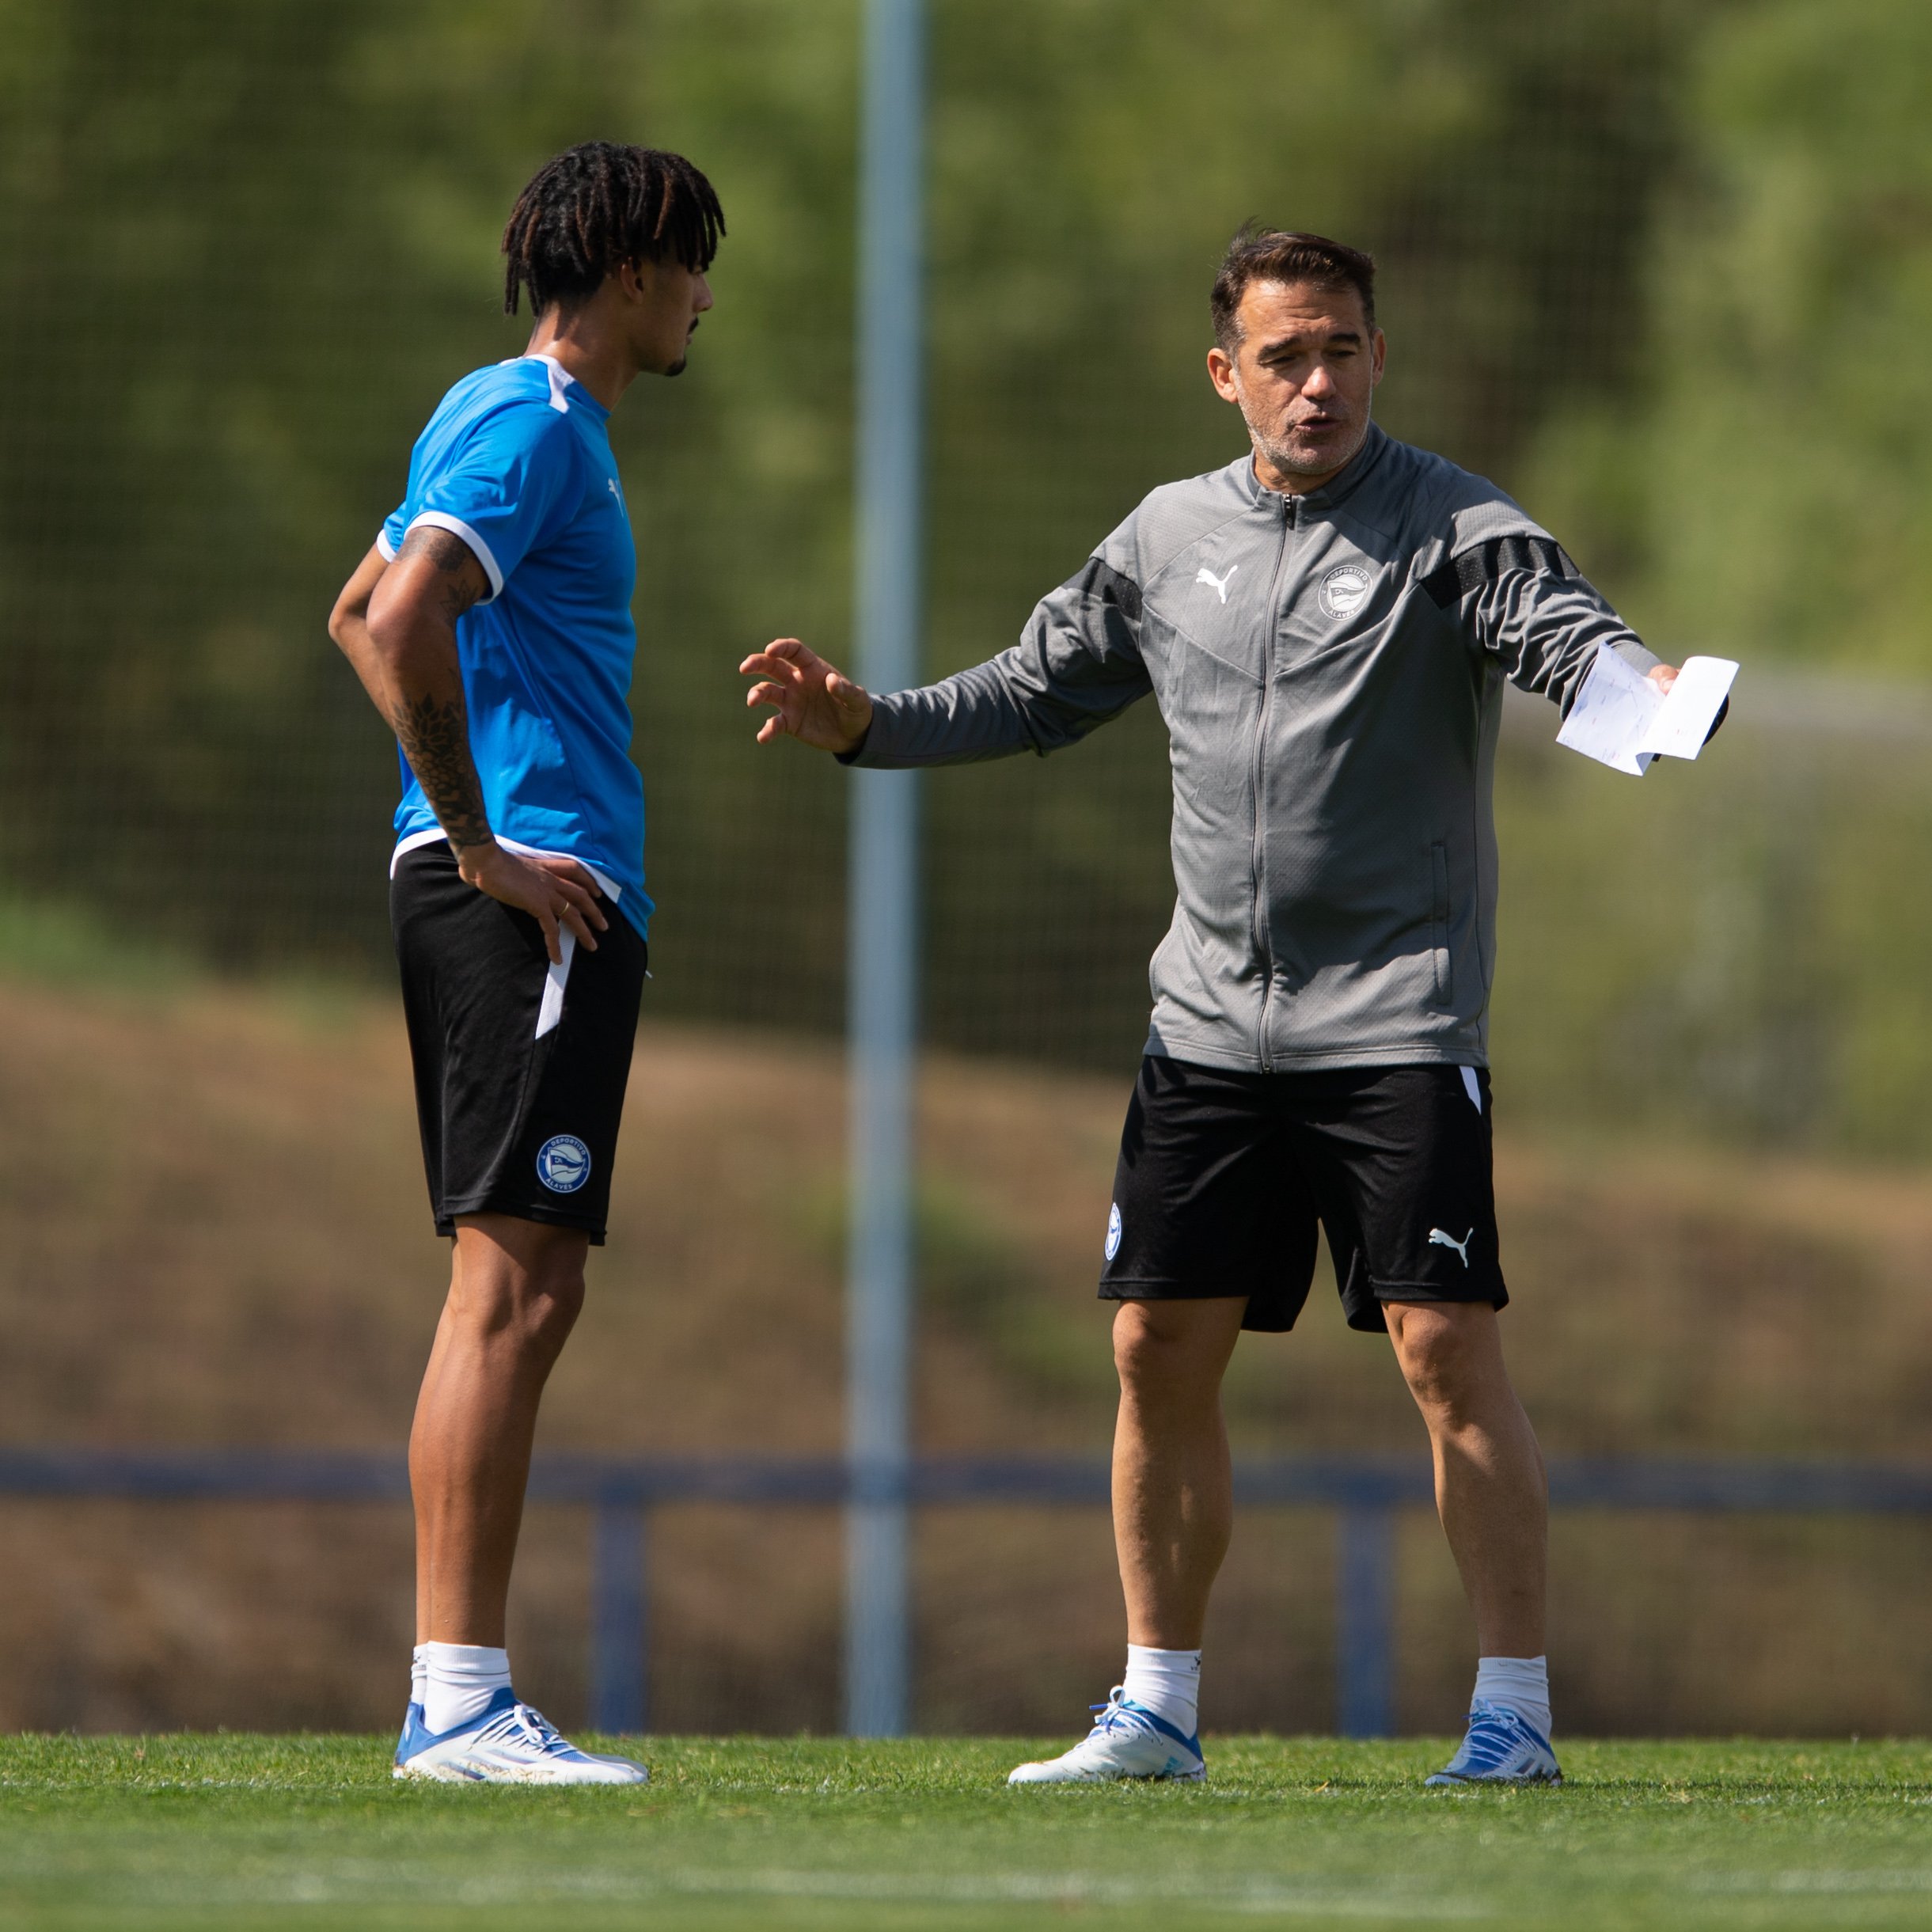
[1384, 1300, 1546, 1657]
[1111, 1296, 1249, 1649]
[1386, 1298, 1558, 1782]
[1008, 1296, 1245, 1782]
[409, 1214, 588, 1646]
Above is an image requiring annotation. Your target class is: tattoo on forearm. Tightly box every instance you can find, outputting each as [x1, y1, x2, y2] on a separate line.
[397, 526, 486, 622]
[382, 526, 492, 848]
[390, 687, 492, 852]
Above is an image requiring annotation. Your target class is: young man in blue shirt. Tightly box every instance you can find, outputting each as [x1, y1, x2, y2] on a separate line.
[328, 142, 722, 1783]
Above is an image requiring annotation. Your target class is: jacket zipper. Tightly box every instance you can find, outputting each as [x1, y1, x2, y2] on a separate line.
[1251, 492, 1294, 1071]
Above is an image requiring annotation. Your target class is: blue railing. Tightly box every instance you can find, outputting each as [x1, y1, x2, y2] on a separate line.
[4, 1448, 1927, 1737]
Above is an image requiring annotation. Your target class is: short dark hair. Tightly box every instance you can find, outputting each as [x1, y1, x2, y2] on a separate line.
[1210, 226, 1376, 349]
[502, 140, 725, 317]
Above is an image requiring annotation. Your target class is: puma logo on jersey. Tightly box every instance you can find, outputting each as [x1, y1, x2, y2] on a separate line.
[1195, 564, 1238, 604]
[1428, 1226, 1474, 1267]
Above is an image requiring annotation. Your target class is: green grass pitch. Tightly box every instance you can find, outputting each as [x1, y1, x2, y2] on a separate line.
[2, 1735, 1930, 1930]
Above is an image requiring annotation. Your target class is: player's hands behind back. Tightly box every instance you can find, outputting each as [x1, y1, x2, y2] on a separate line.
[460, 842, 608, 966]
[739, 638, 873, 754]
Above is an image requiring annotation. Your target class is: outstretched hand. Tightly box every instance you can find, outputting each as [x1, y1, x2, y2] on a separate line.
[739, 638, 874, 754]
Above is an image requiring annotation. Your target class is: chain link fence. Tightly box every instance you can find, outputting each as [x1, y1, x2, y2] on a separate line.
[3, 0, 1931, 1734]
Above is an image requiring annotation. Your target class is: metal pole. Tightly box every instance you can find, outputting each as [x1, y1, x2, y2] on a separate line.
[590, 1502, 648, 1735]
[845, 0, 925, 1740]
[1335, 1506, 1397, 1738]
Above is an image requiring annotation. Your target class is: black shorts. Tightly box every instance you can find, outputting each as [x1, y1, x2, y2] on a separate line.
[1099, 1055, 1506, 1334]
[391, 845, 647, 1243]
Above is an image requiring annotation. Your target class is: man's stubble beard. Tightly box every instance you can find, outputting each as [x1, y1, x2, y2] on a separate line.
[1238, 378, 1372, 484]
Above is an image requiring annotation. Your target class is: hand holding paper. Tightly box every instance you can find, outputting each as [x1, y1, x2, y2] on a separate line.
[1555, 646, 1738, 775]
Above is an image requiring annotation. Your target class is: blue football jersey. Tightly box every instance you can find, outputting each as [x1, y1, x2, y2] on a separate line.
[381, 354, 651, 937]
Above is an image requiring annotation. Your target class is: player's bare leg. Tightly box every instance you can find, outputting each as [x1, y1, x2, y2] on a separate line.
[1387, 1299, 1559, 1783]
[1110, 1296, 1248, 1649]
[393, 1214, 643, 1782]
[409, 1214, 587, 1647]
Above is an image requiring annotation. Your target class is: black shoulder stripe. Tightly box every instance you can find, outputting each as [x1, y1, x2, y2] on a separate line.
[1421, 535, 1576, 609]
[1061, 557, 1143, 623]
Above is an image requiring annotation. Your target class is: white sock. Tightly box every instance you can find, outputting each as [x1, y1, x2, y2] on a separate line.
[410, 1643, 427, 1708]
[1122, 1644, 1201, 1738]
[1473, 1655, 1551, 1740]
[421, 1642, 512, 1736]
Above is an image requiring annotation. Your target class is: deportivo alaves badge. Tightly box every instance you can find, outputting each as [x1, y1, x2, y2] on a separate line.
[1319, 562, 1372, 619]
[537, 1134, 592, 1194]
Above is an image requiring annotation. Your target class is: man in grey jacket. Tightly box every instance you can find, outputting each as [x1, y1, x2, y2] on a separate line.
[741, 228, 1680, 1786]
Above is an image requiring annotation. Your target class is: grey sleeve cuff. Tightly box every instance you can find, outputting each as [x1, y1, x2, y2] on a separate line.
[843, 661, 1039, 769]
[841, 558, 1152, 769]
[1607, 635, 1662, 678]
[1542, 616, 1660, 715]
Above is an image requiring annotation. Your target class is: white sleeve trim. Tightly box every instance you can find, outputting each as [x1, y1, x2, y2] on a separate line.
[375, 529, 397, 562]
[404, 511, 505, 602]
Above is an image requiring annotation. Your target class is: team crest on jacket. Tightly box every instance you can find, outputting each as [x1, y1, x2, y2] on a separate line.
[1319, 562, 1372, 619]
[537, 1134, 591, 1194]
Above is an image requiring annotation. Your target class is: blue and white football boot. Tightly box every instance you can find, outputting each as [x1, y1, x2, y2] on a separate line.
[393, 1687, 649, 1784]
[1425, 1698, 1562, 1786]
[1008, 1687, 1205, 1784]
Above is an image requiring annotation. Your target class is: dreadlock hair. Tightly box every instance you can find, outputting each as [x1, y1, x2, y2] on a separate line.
[502, 141, 724, 317]
[1210, 226, 1376, 348]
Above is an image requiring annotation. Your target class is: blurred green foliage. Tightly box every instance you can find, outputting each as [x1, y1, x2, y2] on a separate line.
[0, 0, 1926, 1152]
[1525, 0, 1932, 670]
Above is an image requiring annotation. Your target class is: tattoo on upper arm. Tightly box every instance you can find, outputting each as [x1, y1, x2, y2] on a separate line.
[397, 525, 488, 621]
[389, 687, 492, 852]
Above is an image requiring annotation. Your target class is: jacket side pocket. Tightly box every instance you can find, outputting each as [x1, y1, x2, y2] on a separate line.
[1429, 841, 1452, 1008]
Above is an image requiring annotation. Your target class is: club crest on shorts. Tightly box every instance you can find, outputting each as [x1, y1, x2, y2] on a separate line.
[1319, 562, 1372, 619]
[536, 1134, 592, 1194]
[1105, 1202, 1123, 1262]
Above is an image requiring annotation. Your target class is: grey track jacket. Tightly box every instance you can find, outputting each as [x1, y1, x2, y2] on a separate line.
[851, 423, 1658, 1074]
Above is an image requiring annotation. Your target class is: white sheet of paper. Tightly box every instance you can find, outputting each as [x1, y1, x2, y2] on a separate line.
[1637, 654, 1739, 761]
[1555, 644, 1661, 774]
[1555, 647, 1739, 775]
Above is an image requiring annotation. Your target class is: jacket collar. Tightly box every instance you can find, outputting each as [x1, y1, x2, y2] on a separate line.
[1235, 419, 1389, 512]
